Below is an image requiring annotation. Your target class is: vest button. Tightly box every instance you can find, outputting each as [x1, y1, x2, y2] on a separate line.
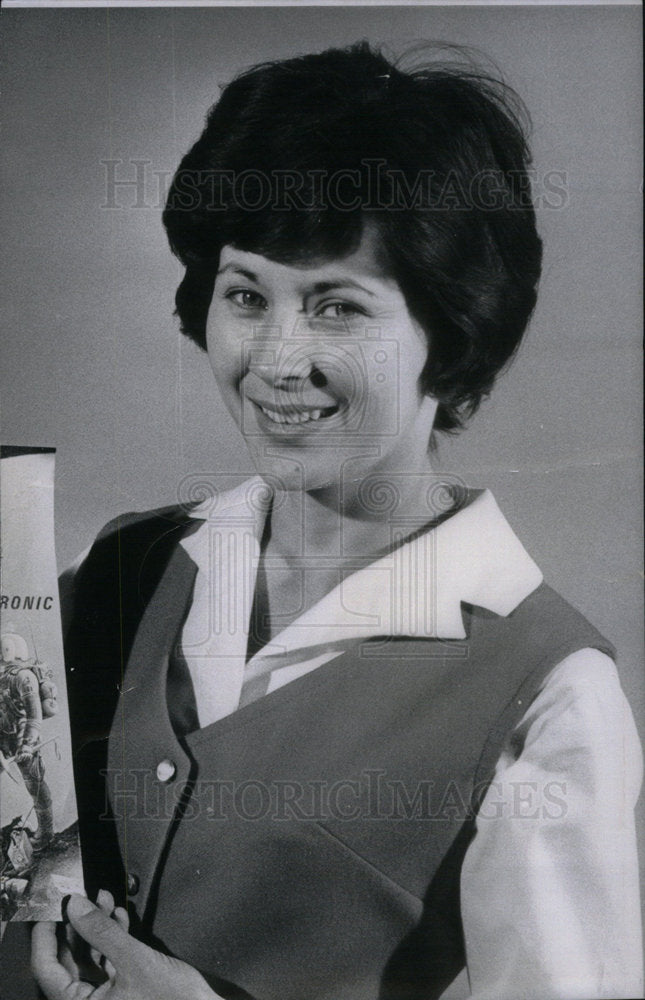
[126, 872, 140, 896]
[156, 758, 176, 783]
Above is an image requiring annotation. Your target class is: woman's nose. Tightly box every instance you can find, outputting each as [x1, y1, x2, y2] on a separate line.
[248, 356, 326, 391]
[247, 320, 328, 390]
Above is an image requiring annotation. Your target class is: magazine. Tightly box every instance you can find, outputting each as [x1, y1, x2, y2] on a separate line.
[0, 446, 84, 924]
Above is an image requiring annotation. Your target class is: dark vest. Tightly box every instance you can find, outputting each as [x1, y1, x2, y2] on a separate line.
[64, 506, 614, 1000]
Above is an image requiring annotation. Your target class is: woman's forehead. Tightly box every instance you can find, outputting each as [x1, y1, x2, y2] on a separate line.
[218, 225, 399, 293]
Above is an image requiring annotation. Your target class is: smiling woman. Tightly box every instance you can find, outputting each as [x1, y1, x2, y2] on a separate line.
[164, 42, 541, 437]
[207, 232, 435, 501]
[30, 39, 642, 1000]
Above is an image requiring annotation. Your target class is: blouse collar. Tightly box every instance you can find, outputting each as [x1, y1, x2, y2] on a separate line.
[182, 475, 543, 656]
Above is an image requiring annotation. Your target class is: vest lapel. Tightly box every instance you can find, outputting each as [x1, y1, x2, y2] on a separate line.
[107, 524, 199, 912]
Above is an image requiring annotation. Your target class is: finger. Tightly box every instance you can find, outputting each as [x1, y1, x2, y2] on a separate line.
[67, 894, 144, 969]
[101, 918, 127, 983]
[96, 890, 115, 915]
[100, 914, 129, 977]
[71, 985, 96, 999]
[103, 958, 117, 984]
[59, 939, 81, 981]
[31, 922, 76, 998]
[64, 921, 80, 950]
[93, 889, 115, 966]
[71, 984, 96, 999]
[93, 891, 124, 970]
[35, 925, 99, 999]
[57, 923, 81, 980]
[64, 922, 107, 988]
[113, 906, 130, 933]
[88, 982, 112, 1000]
[104, 910, 128, 983]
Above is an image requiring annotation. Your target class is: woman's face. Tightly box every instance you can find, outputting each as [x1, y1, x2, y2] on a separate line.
[206, 225, 438, 496]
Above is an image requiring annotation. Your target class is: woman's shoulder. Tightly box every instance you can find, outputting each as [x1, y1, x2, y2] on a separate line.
[93, 501, 198, 544]
[84, 476, 261, 552]
[508, 646, 643, 812]
[69, 501, 199, 569]
[59, 502, 199, 623]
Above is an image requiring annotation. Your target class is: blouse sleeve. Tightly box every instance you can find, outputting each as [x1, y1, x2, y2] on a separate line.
[459, 647, 643, 1000]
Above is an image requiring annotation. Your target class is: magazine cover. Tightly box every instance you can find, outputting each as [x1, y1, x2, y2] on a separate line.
[0, 447, 84, 926]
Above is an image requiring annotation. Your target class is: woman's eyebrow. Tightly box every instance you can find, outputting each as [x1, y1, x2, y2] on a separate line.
[309, 280, 376, 298]
[216, 266, 378, 298]
[216, 264, 260, 282]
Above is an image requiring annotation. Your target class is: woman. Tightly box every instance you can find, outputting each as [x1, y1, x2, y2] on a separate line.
[32, 43, 642, 1000]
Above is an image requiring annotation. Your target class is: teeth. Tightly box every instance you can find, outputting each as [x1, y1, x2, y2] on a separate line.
[259, 405, 327, 425]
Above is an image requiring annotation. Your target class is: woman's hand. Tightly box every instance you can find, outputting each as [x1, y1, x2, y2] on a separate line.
[32, 892, 220, 1000]
[33, 889, 126, 993]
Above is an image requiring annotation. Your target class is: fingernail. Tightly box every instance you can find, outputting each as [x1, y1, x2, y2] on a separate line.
[61, 894, 71, 921]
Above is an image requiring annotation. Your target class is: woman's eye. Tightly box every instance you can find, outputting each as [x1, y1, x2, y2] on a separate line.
[226, 289, 268, 311]
[316, 302, 365, 319]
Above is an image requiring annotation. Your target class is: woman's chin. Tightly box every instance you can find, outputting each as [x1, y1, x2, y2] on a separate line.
[250, 454, 338, 495]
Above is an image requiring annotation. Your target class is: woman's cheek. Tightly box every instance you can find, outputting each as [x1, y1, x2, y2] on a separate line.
[207, 324, 248, 385]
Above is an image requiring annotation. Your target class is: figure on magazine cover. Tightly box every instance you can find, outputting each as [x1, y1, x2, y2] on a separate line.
[0, 631, 55, 855]
[31, 42, 642, 1000]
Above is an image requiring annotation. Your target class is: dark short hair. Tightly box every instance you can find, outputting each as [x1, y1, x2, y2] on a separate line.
[163, 41, 542, 434]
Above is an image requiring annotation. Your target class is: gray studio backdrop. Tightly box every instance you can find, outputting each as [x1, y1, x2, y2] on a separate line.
[1, 0, 643, 919]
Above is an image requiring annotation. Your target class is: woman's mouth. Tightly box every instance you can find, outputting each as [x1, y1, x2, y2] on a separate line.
[256, 402, 339, 425]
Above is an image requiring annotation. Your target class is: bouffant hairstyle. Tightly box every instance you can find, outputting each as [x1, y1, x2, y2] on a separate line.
[163, 42, 542, 433]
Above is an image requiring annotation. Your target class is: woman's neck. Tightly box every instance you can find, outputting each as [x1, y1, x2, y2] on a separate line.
[265, 463, 442, 566]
